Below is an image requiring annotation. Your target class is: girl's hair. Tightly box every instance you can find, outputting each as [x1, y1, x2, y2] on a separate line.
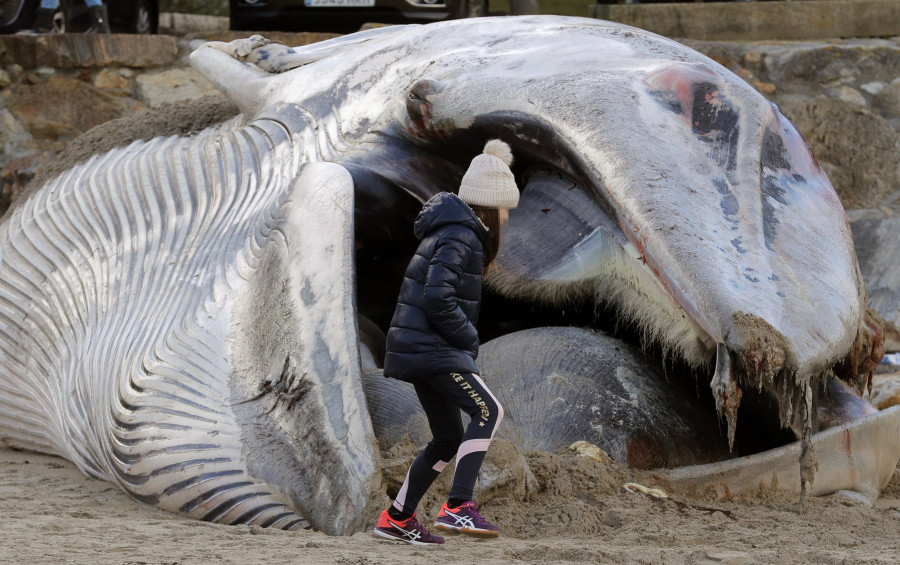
[471, 205, 501, 277]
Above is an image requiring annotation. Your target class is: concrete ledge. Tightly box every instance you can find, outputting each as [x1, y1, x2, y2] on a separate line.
[590, 0, 900, 41]
[0, 34, 178, 69]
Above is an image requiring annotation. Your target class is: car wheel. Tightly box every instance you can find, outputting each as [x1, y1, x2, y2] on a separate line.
[131, 0, 155, 34]
[454, 0, 488, 19]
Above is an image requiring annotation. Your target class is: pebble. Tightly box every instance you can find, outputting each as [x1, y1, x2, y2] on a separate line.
[602, 508, 623, 528]
[860, 81, 885, 95]
[832, 85, 867, 106]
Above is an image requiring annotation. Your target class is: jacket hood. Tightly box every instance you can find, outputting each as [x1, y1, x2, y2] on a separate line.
[413, 192, 489, 242]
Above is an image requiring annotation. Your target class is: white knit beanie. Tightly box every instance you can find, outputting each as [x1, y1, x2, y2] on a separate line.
[458, 139, 519, 209]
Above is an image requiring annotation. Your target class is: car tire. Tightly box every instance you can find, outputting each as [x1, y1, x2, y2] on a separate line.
[131, 0, 156, 34]
[454, 0, 488, 19]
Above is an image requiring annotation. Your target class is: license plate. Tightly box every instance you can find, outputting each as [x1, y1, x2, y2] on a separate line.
[305, 0, 375, 6]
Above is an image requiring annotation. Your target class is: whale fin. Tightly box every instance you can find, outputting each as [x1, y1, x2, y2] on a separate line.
[190, 36, 274, 115]
[191, 28, 414, 116]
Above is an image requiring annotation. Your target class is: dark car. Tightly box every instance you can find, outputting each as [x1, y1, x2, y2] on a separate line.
[229, 0, 485, 34]
[0, 0, 158, 34]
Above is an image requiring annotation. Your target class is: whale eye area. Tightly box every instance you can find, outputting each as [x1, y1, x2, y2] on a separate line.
[405, 79, 445, 131]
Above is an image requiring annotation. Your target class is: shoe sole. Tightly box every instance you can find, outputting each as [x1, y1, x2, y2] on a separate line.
[434, 523, 501, 539]
[373, 527, 444, 546]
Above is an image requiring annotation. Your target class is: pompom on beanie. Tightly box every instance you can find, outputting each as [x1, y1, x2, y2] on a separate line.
[458, 139, 519, 209]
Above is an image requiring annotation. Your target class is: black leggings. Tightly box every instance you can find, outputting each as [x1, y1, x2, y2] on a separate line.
[391, 372, 504, 515]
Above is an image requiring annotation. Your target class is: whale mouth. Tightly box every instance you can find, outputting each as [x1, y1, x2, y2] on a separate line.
[348, 109, 880, 463]
[349, 160, 796, 459]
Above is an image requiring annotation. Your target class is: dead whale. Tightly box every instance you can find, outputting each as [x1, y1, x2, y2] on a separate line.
[0, 16, 889, 533]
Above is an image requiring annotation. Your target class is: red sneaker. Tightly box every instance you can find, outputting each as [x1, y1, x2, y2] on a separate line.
[434, 501, 501, 538]
[373, 509, 445, 546]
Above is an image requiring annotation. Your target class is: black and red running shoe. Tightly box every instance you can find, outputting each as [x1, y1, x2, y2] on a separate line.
[373, 509, 445, 546]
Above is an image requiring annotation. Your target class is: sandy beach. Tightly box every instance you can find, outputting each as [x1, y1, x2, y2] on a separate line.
[2, 440, 897, 565]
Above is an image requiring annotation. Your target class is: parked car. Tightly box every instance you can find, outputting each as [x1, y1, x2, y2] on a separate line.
[229, 0, 485, 34]
[0, 0, 158, 34]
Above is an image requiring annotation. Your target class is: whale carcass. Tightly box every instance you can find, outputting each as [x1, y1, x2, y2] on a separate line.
[0, 16, 890, 534]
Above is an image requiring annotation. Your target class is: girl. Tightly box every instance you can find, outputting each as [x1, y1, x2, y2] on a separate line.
[373, 140, 519, 546]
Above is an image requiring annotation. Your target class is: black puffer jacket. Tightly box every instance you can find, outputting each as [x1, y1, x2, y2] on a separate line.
[383, 192, 489, 381]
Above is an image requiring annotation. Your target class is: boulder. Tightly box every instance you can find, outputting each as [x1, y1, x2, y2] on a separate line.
[831, 85, 867, 107]
[135, 68, 223, 108]
[848, 209, 900, 351]
[93, 68, 132, 96]
[875, 79, 900, 117]
[758, 40, 900, 86]
[8, 77, 121, 140]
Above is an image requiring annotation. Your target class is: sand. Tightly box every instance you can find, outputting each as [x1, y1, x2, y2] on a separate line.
[2, 439, 898, 565]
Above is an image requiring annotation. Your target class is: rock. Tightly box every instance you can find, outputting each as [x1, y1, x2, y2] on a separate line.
[885, 323, 900, 354]
[8, 77, 121, 140]
[832, 85, 867, 107]
[875, 79, 900, 116]
[848, 210, 900, 335]
[742, 50, 763, 67]
[0, 34, 177, 69]
[477, 439, 539, 504]
[861, 81, 885, 96]
[763, 41, 900, 85]
[0, 108, 31, 153]
[93, 68, 131, 96]
[0, 69, 9, 90]
[869, 374, 900, 410]
[6, 64, 22, 82]
[753, 81, 776, 95]
[777, 95, 899, 210]
[569, 441, 610, 463]
[601, 508, 624, 528]
[135, 68, 223, 108]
